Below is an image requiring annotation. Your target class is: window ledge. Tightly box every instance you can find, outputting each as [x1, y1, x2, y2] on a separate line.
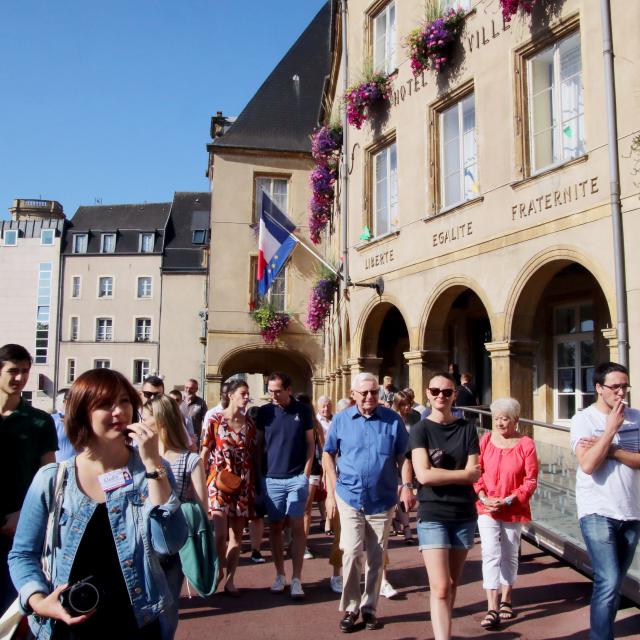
[511, 154, 589, 190]
[354, 229, 400, 252]
[425, 195, 484, 221]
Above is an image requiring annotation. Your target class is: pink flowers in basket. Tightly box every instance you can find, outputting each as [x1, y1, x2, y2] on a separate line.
[499, 0, 537, 22]
[306, 274, 339, 332]
[252, 303, 291, 344]
[344, 72, 392, 129]
[406, 7, 466, 75]
[308, 124, 342, 244]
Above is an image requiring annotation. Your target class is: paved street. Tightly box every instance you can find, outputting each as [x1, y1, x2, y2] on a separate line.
[175, 514, 640, 640]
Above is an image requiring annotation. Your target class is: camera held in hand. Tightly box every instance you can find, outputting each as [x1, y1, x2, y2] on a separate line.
[60, 576, 100, 616]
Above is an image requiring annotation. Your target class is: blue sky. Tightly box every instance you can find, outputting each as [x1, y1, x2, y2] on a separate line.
[0, 0, 327, 220]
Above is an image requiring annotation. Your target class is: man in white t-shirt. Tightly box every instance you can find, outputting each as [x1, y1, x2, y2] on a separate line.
[570, 361, 640, 640]
[316, 395, 333, 439]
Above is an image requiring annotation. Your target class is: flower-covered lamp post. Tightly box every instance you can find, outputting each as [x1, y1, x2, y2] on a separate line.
[308, 124, 342, 244]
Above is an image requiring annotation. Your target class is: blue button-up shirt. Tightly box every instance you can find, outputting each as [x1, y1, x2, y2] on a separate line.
[324, 404, 409, 514]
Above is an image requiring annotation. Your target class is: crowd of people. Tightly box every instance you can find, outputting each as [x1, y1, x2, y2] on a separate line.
[1, 340, 638, 640]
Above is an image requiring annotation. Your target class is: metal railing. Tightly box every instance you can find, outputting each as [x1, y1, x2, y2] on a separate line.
[462, 407, 640, 605]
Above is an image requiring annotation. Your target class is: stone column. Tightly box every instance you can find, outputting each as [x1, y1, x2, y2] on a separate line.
[485, 340, 537, 434]
[403, 350, 429, 406]
[204, 374, 224, 406]
[334, 369, 343, 403]
[341, 364, 351, 398]
[311, 376, 326, 404]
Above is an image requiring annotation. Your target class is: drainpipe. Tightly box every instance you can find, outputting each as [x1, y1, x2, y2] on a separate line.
[340, 0, 350, 289]
[600, 0, 628, 367]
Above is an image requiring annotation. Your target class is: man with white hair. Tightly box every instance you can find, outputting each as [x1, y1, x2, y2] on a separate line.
[316, 395, 333, 438]
[323, 372, 414, 633]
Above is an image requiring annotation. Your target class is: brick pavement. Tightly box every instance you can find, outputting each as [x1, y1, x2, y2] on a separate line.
[175, 517, 639, 640]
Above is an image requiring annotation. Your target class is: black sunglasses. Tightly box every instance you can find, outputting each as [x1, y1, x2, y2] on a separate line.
[601, 383, 631, 392]
[428, 387, 455, 398]
[142, 390, 161, 399]
[353, 389, 379, 397]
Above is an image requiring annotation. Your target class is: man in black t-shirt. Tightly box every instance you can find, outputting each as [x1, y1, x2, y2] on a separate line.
[0, 344, 57, 615]
[256, 371, 314, 600]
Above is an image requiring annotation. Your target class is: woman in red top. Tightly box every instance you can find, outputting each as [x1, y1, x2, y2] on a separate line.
[474, 397, 538, 629]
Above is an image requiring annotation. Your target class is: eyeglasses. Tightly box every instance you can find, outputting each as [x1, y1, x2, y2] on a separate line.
[601, 383, 631, 392]
[353, 389, 379, 397]
[428, 387, 455, 398]
[142, 390, 161, 400]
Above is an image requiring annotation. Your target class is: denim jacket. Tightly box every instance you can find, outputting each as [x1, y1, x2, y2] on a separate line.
[8, 449, 187, 640]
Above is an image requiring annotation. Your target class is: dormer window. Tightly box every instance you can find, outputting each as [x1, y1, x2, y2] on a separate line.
[139, 232, 154, 253]
[100, 233, 116, 253]
[72, 234, 88, 253]
[41, 229, 55, 245]
[192, 230, 206, 245]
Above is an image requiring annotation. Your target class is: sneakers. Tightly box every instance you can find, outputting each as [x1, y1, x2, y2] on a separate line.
[250, 549, 266, 564]
[290, 577, 305, 600]
[380, 579, 399, 599]
[303, 547, 314, 560]
[330, 575, 343, 594]
[270, 574, 286, 593]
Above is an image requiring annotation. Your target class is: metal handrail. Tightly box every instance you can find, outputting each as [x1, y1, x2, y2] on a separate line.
[457, 405, 571, 433]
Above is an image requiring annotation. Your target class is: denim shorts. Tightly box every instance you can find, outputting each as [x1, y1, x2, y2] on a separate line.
[417, 519, 477, 550]
[264, 473, 309, 522]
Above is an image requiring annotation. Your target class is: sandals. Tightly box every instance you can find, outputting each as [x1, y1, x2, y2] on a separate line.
[480, 610, 500, 630]
[499, 601, 515, 620]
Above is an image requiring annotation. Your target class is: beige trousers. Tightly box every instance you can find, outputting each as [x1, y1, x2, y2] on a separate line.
[336, 494, 394, 614]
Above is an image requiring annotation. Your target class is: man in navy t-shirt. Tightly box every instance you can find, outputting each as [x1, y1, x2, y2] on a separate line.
[256, 371, 314, 600]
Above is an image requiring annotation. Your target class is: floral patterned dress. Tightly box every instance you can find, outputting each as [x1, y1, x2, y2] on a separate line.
[202, 412, 256, 518]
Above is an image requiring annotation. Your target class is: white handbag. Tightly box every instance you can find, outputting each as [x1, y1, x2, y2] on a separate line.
[0, 463, 67, 640]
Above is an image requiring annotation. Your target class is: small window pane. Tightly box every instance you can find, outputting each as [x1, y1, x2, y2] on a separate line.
[557, 342, 576, 367]
[4, 230, 17, 246]
[581, 366, 595, 393]
[554, 307, 576, 334]
[41, 229, 55, 245]
[557, 394, 576, 420]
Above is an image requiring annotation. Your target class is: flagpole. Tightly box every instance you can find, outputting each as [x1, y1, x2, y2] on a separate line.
[263, 209, 342, 279]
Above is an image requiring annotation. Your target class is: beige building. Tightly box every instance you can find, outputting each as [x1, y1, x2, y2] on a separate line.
[57, 193, 211, 392]
[0, 199, 65, 410]
[314, 0, 639, 439]
[204, 4, 333, 404]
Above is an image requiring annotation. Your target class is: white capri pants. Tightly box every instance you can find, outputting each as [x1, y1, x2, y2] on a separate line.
[477, 514, 523, 589]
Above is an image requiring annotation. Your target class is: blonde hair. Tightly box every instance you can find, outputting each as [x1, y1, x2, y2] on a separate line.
[144, 395, 189, 451]
[490, 397, 521, 421]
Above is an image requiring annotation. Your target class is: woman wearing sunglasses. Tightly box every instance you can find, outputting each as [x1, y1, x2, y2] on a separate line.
[409, 372, 481, 640]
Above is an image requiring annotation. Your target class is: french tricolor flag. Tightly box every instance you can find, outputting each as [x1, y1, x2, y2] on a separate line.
[257, 192, 298, 297]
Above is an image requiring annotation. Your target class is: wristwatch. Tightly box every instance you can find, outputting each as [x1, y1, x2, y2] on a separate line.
[401, 482, 413, 489]
[144, 465, 167, 480]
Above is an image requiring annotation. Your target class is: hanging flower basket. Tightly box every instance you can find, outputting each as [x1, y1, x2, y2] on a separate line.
[308, 124, 342, 244]
[252, 302, 291, 344]
[499, 0, 537, 22]
[306, 272, 340, 332]
[406, 7, 466, 75]
[344, 72, 392, 130]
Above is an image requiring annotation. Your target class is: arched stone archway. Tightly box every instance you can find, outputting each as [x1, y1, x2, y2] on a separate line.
[421, 283, 493, 405]
[210, 343, 316, 403]
[505, 257, 613, 426]
[355, 301, 410, 390]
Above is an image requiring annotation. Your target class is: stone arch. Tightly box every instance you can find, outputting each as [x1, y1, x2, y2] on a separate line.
[354, 294, 412, 359]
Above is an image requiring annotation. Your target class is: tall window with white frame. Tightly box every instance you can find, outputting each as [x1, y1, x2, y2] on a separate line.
[373, 142, 398, 237]
[70, 317, 79, 341]
[254, 177, 288, 223]
[41, 229, 55, 246]
[98, 276, 113, 298]
[35, 262, 52, 364]
[133, 360, 150, 385]
[135, 318, 152, 342]
[373, 1, 396, 75]
[71, 276, 81, 298]
[554, 302, 594, 421]
[96, 318, 113, 342]
[137, 276, 152, 298]
[528, 31, 584, 173]
[269, 271, 286, 313]
[67, 359, 76, 383]
[72, 234, 88, 254]
[440, 92, 477, 208]
[100, 233, 116, 253]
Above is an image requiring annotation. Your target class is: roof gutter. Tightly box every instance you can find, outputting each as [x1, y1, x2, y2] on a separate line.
[600, 0, 628, 366]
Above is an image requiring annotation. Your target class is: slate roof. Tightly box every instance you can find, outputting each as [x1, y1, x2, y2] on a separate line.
[211, 2, 332, 154]
[162, 192, 211, 272]
[63, 202, 170, 255]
